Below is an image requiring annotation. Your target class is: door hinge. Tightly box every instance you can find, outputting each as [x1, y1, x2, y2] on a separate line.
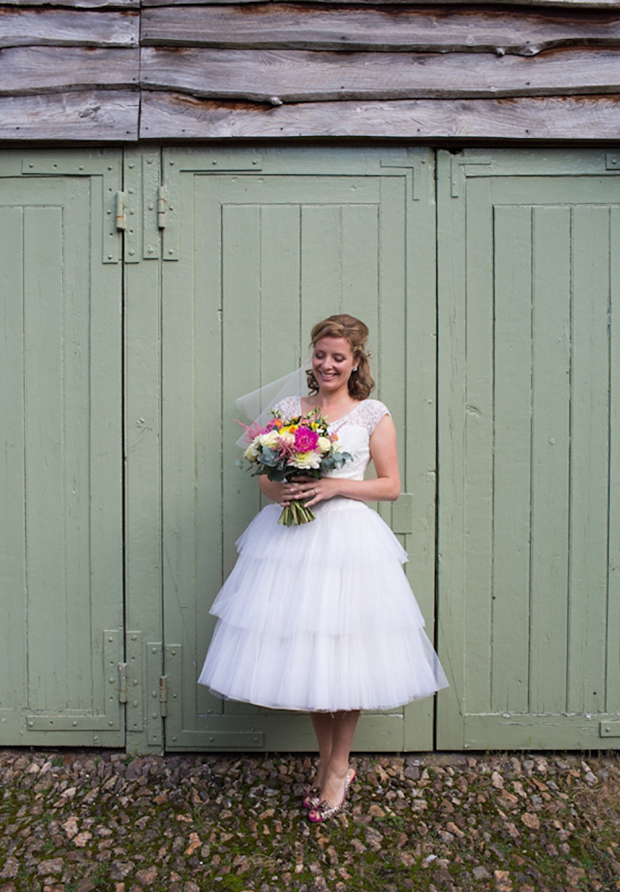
[159, 676, 168, 717]
[157, 186, 166, 229]
[115, 191, 126, 231]
[118, 662, 128, 703]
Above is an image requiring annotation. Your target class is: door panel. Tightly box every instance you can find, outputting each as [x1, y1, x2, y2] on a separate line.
[0, 152, 124, 747]
[437, 150, 620, 749]
[161, 147, 437, 751]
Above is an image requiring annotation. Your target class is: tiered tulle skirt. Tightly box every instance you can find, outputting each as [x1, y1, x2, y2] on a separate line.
[198, 497, 448, 712]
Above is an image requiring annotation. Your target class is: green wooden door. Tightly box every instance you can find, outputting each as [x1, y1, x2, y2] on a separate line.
[437, 150, 620, 749]
[160, 147, 438, 751]
[0, 151, 125, 747]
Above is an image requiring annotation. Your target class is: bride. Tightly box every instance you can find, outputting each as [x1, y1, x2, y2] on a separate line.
[198, 314, 447, 823]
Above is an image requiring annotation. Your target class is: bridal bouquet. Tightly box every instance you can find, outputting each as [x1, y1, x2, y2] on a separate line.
[239, 409, 352, 525]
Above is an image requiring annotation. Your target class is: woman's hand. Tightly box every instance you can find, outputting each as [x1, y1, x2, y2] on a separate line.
[280, 476, 340, 508]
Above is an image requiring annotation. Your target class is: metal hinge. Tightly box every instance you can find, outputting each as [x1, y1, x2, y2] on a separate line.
[118, 663, 128, 703]
[157, 186, 166, 229]
[115, 191, 126, 230]
[159, 676, 168, 717]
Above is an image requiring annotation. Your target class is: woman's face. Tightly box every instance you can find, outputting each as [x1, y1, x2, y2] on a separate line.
[312, 336, 356, 395]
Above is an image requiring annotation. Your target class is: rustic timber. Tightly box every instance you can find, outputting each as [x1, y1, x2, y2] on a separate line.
[141, 0, 620, 8]
[2, 0, 138, 7]
[0, 9, 139, 48]
[0, 47, 139, 95]
[0, 90, 138, 138]
[140, 92, 620, 140]
[141, 5, 620, 56]
[141, 47, 620, 102]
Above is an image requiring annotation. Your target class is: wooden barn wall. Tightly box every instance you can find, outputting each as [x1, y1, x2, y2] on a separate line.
[0, 0, 619, 141]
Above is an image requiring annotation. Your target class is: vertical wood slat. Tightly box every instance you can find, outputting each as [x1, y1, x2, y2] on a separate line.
[24, 204, 65, 711]
[491, 204, 532, 715]
[402, 151, 437, 750]
[376, 178, 404, 525]
[301, 204, 342, 327]
[191, 171, 224, 719]
[568, 205, 611, 714]
[607, 206, 620, 714]
[529, 205, 571, 714]
[436, 149, 468, 750]
[0, 205, 26, 712]
[463, 178, 494, 715]
[222, 203, 262, 581]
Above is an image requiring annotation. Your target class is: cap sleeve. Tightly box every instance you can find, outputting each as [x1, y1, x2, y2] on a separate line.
[361, 399, 391, 435]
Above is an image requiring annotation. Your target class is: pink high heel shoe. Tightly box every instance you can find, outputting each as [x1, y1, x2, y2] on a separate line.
[302, 784, 321, 809]
[308, 769, 356, 823]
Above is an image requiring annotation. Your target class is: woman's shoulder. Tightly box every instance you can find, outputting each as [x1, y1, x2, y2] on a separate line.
[357, 398, 391, 433]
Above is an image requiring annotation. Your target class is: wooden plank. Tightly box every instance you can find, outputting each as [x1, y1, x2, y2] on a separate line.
[568, 205, 611, 716]
[491, 204, 532, 716]
[0, 46, 138, 95]
[0, 90, 138, 139]
[0, 204, 27, 714]
[463, 177, 494, 716]
[141, 92, 620, 140]
[142, 0, 620, 10]
[142, 5, 620, 56]
[435, 149, 468, 750]
[3, 0, 138, 8]
[0, 8, 138, 48]
[529, 206, 571, 714]
[608, 206, 620, 715]
[140, 47, 620, 102]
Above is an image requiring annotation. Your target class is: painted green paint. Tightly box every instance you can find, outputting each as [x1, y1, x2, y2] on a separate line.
[159, 147, 437, 752]
[436, 150, 620, 750]
[0, 151, 124, 747]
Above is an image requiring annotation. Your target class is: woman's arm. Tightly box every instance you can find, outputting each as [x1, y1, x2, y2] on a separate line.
[281, 414, 401, 508]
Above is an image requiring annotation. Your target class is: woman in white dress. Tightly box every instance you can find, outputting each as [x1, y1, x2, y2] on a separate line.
[198, 314, 447, 822]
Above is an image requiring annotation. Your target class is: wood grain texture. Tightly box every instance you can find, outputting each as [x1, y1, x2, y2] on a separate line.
[0, 46, 139, 95]
[0, 8, 139, 48]
[140, 47, 620, 102]
[0, 90, 138, 138]
[142, 5, 620, 56]
[142, 0, 620, 9]
[3, 0, 138, 8]
[140, 92, 620, 140]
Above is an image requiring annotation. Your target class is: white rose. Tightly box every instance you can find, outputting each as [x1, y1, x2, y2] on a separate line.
[290, 451, 321, 470]
[259, 429, 280, 450]
[317, 436, 331, 454]
[243, 442, 259, 463]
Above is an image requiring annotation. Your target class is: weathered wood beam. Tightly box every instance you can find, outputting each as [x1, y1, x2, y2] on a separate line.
[141, 0, 620, 10]
[140, 47, 620, 102]
[0, 9, 139, 48]
[140, 91, 620, 140]
[142, 5, 620, 56]
[0, 47, 139, 95]
[0, 90, 138, 139]
[2, 0, 138, 8]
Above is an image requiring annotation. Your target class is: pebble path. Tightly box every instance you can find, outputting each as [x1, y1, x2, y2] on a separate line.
[1, 749, 619, 892]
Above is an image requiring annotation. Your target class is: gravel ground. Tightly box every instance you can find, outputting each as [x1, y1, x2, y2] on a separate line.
[1, 748, 620, 892]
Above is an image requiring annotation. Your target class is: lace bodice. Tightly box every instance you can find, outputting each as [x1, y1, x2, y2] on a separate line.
[274, 396, 390, 481]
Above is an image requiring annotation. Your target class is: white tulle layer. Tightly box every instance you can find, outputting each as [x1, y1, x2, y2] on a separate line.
[198, 498, 448, 712]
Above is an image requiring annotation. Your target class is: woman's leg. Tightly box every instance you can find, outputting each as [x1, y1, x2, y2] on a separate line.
[310, 710, 360, 808]
[310, 712, 334, 789]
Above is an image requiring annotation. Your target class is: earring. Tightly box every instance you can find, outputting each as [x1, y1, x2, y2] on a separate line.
[353, 366, 358, 372]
